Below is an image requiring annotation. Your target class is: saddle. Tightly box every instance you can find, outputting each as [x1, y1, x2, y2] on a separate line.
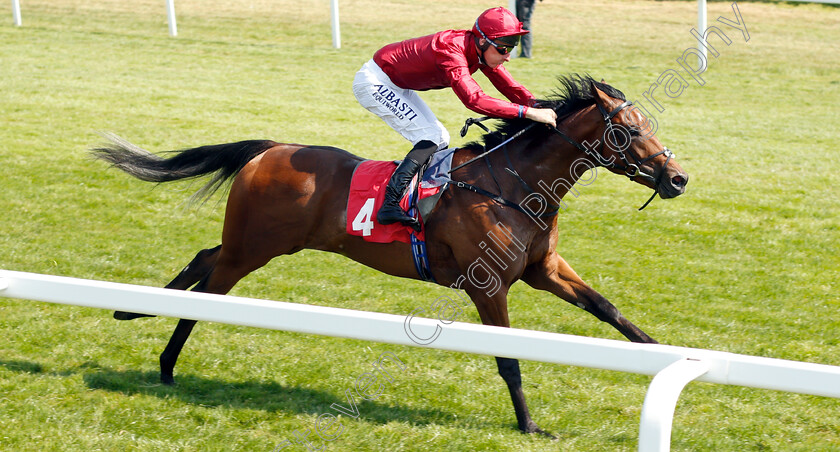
[346, 148, 455, 244]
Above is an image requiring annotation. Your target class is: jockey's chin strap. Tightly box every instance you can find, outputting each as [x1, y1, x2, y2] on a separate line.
[548, 100, 674, 211]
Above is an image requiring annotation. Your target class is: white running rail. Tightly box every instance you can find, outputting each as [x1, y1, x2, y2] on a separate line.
[1, 269, 838, 451]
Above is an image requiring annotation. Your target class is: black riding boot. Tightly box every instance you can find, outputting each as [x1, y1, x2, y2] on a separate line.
[377, 141, 438, 232]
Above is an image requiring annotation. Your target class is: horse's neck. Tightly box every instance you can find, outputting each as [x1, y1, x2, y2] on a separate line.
[518, 106, 603, 203]
[513, 138, 589, 204]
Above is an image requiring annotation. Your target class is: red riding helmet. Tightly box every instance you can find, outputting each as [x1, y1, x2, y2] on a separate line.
[472, 7, 529, 42]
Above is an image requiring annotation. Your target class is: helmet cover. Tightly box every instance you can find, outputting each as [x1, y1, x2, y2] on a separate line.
[472, 7, 529, 44]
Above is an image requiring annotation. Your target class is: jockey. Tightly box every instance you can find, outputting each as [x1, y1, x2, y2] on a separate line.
[353, 6, 558, 231]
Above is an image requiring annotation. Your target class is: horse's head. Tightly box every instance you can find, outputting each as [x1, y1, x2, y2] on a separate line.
[464, 75, 688, 210]
[584, 80, 689, 203]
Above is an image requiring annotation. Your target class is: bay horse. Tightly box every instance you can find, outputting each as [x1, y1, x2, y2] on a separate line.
[92, 75, 688, 436]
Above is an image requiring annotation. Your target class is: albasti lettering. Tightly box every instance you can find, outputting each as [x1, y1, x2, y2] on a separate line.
[372, 84, 419, 121]
[272, 351, 407, 451]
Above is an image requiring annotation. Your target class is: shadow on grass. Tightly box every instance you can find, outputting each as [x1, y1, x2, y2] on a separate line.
[0, 359, 460, 428]
[0, 359, 44, 374]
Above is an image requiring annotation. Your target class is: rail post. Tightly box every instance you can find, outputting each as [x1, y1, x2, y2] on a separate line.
[638, 358, 711, 451]
[11, 0, 22, 26]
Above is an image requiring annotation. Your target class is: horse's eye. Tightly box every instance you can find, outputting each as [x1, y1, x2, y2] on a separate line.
[628, 127, 641, 137]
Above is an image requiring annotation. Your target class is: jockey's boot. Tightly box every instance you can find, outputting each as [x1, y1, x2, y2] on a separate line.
[377, 141, 439, 232]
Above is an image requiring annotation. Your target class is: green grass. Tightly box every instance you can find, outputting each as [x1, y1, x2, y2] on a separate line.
[1, 0, 839, 450]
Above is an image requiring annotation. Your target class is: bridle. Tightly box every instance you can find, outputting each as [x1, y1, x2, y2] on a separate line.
[549, 99, 674, 210]
[449, 97, 675, 214]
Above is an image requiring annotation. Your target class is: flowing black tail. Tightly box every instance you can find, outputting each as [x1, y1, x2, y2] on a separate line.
[91, 134, 277, 203]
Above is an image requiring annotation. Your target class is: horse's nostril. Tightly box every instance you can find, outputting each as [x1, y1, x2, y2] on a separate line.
[671, 174, 687, 188]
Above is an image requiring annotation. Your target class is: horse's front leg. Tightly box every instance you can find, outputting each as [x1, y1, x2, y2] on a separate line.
[521, 251, 657, 344]
[464, 287, 555, 438]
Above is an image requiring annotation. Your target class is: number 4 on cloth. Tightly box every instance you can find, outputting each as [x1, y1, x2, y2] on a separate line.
[352, 197, 376, 236]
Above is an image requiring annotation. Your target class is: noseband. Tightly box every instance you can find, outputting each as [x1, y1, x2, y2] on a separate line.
[550, 100, 673, 210]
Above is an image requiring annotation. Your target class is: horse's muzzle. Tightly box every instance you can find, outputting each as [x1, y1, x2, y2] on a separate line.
[659, 171, 689, 199]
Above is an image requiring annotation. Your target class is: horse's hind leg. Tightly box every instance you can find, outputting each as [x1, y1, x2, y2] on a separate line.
[163, 245, 222, 290]
[158, 251, 273, 385]
[159, 318, 197, 385]
[114, 245, 222, 320]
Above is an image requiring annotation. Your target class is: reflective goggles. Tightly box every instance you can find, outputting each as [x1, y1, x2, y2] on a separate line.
[486, 39, 515, 55]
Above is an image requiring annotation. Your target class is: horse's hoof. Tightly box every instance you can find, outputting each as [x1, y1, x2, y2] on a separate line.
[113, 311, 133, 320]
[161, 374, 175, 386]
[114, 311, 155, 320]
[522, 422, 558, 440]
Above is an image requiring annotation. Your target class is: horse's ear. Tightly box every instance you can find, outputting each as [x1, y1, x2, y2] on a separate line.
[590, 79, 603, 96]
[600, 78, 607, 84]
[590, 79, 609, 103]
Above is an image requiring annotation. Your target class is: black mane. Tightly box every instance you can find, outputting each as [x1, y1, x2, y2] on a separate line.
[467, 74, 626, 150]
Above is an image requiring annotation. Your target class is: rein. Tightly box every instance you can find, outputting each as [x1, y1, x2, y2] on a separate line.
[449, 99, 673, 214]
[449, 121, 537, 174]
[447, 117, 559, 219]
